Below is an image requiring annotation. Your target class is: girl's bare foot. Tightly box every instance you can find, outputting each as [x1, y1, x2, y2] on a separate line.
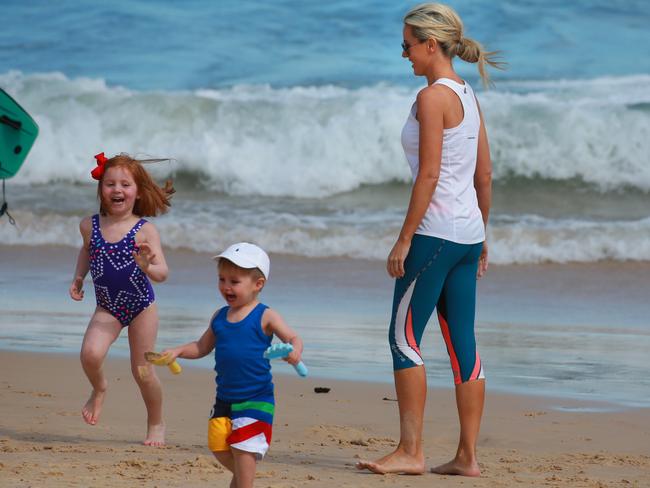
[355, 449, 425, 475]
[430, 458, 481, 477]
[143, 422, 166, 446]
[81, 388, 106, 425]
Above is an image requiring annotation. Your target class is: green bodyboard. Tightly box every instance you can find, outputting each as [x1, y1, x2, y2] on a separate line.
[0, 88, 39, 179]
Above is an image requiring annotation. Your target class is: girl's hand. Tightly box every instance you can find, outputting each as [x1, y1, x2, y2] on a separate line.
[69, 276, 84, 301]
[387, 238, 411, 278]
[133, 242, 156, 273]
[477, 241, 489, 279]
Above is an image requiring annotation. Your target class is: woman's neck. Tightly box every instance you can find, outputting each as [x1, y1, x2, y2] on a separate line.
[425, 61, 461, 86]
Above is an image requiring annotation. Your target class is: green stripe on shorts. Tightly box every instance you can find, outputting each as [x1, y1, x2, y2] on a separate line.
[232, 401, 275, 415]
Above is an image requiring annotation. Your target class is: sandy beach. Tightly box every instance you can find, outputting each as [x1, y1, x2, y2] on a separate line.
[1, 350, 649, 488]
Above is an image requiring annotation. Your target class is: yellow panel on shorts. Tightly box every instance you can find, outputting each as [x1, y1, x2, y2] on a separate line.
[208, 417, 232, 452]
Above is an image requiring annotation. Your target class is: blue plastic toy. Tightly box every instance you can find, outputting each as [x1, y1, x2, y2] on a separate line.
[263, 343, 308, 377]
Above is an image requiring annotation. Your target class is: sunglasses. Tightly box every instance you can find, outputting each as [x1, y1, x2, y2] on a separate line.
[401, 40, 424, 53]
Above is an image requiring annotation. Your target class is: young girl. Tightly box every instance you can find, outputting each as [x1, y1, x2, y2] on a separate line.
[69, 152, 174, 446]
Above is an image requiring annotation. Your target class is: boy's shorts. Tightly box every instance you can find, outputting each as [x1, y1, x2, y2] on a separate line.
[208, 394, 274, 460]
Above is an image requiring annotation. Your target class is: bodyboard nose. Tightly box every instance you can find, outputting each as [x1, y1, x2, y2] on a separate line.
[0, 89, 39, 179]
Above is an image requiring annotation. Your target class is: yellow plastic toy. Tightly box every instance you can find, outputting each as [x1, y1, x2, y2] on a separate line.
[144, 351, 182, 374]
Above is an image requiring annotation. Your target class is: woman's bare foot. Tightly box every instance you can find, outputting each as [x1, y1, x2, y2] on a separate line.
[81, 388, 106, 425]
[143, 422, 166, 446]
[355, 449, 425, 475]
[430, 458, 481, 477]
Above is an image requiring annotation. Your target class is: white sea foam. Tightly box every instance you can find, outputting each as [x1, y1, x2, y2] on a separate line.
[3, 206, 650, 264]
[2, 71, 649, 195]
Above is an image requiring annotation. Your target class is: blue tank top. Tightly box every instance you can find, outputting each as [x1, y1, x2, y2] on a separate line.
[211, 303, 274, 402]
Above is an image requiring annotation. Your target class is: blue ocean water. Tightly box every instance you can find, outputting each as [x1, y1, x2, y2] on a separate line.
[2, 0, 649, 89]
[1, 1, 650, 407]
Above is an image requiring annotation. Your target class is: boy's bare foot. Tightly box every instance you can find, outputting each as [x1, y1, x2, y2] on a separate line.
[430, 459, 481, 477]
[143, 422, 166, 446]
[82, 388, 106, 425]
[355, 449, 425, 475]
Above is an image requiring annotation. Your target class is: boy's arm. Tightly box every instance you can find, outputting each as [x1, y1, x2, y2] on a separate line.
[70, 217, 91, 301]
[134, 223, 169, 283]
[162, 311, 219, 361]
[263, 308, 304, 365]
[163, 326, 216, 361]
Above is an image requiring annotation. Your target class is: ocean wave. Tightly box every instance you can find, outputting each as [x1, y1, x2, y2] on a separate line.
[2, 71, 649, 195]
[2, 207, 650, 264]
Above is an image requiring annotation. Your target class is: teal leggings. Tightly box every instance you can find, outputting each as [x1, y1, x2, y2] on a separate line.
[388, 234, 484, 385]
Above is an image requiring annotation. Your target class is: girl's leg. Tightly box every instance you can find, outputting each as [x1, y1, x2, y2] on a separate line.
[431, 243, 484, 476]
[80, 308, 122, 425]
[232, 448, 257, 488]
[128, 304, 165, 446]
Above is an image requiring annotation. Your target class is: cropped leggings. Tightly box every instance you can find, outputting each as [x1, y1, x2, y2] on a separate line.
[389, 234, 485, 385]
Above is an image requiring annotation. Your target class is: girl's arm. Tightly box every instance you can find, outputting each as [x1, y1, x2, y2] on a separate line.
[69, 217, 92, 301]
[387, 86, 444, 278]
[134, 222, 169, 282]
[162, 326, 216, 361]
[263, 308, 304, 365]
[474, 100, 492, 278]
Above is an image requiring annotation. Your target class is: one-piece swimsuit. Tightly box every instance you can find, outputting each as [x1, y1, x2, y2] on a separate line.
[89, 214, 155, 326]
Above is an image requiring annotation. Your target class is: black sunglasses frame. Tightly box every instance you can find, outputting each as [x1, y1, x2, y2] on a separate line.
[401, 39, 424, 53]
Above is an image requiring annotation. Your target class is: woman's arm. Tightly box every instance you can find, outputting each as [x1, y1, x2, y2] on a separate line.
[134, 222, 169, 282]
[387, 86, 444, 278]
[474, 100, 492, 278]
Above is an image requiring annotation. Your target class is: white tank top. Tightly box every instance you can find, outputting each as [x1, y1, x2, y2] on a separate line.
[401, 78, 485, 244]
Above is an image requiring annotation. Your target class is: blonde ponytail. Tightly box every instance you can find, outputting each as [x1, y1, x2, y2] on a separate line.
[404, 3, 506, 87]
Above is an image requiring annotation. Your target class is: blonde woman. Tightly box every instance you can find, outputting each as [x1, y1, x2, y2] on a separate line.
[356, 3, 504, 477]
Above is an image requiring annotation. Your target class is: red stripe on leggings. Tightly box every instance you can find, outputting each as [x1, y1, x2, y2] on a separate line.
[405, 306, 421, 356]
[470, 351, 482, 381]
[438, 312, 461, 385]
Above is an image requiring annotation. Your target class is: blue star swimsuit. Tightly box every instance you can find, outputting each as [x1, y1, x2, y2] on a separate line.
[88, 214, 155, 326]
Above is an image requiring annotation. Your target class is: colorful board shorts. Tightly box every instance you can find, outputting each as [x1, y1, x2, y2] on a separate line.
[208, 394, 274, 460]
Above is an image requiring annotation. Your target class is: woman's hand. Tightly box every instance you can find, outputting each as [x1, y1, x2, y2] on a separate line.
[69, 276, 84, 301]
[387, 238, 411, 278]
[133, 242, 156, 273]
[477, 241, 489, 279]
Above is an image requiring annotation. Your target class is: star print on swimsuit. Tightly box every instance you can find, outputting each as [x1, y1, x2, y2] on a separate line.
[89, 214, 155, 326]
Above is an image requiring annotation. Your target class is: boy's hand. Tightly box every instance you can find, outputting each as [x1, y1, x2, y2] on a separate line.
[69, 276, 84, 301]
[133, 242, 156, 273]
[159, 348, 180, 363]
[282, 348, 302, 366]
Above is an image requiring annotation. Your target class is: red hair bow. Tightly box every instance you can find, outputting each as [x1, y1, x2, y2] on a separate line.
[91, 152, 108, 180]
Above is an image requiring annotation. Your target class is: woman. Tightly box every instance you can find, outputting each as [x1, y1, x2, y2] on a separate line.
[356, 3, 503, 477]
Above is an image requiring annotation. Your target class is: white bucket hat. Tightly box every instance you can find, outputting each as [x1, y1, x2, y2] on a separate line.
[213, 242, 270, 279]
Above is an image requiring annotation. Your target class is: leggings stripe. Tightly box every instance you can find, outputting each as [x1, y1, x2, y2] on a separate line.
[470, 351, 483, 381]
[394, 279, 423, 365]
[438, 311, 462, 384]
